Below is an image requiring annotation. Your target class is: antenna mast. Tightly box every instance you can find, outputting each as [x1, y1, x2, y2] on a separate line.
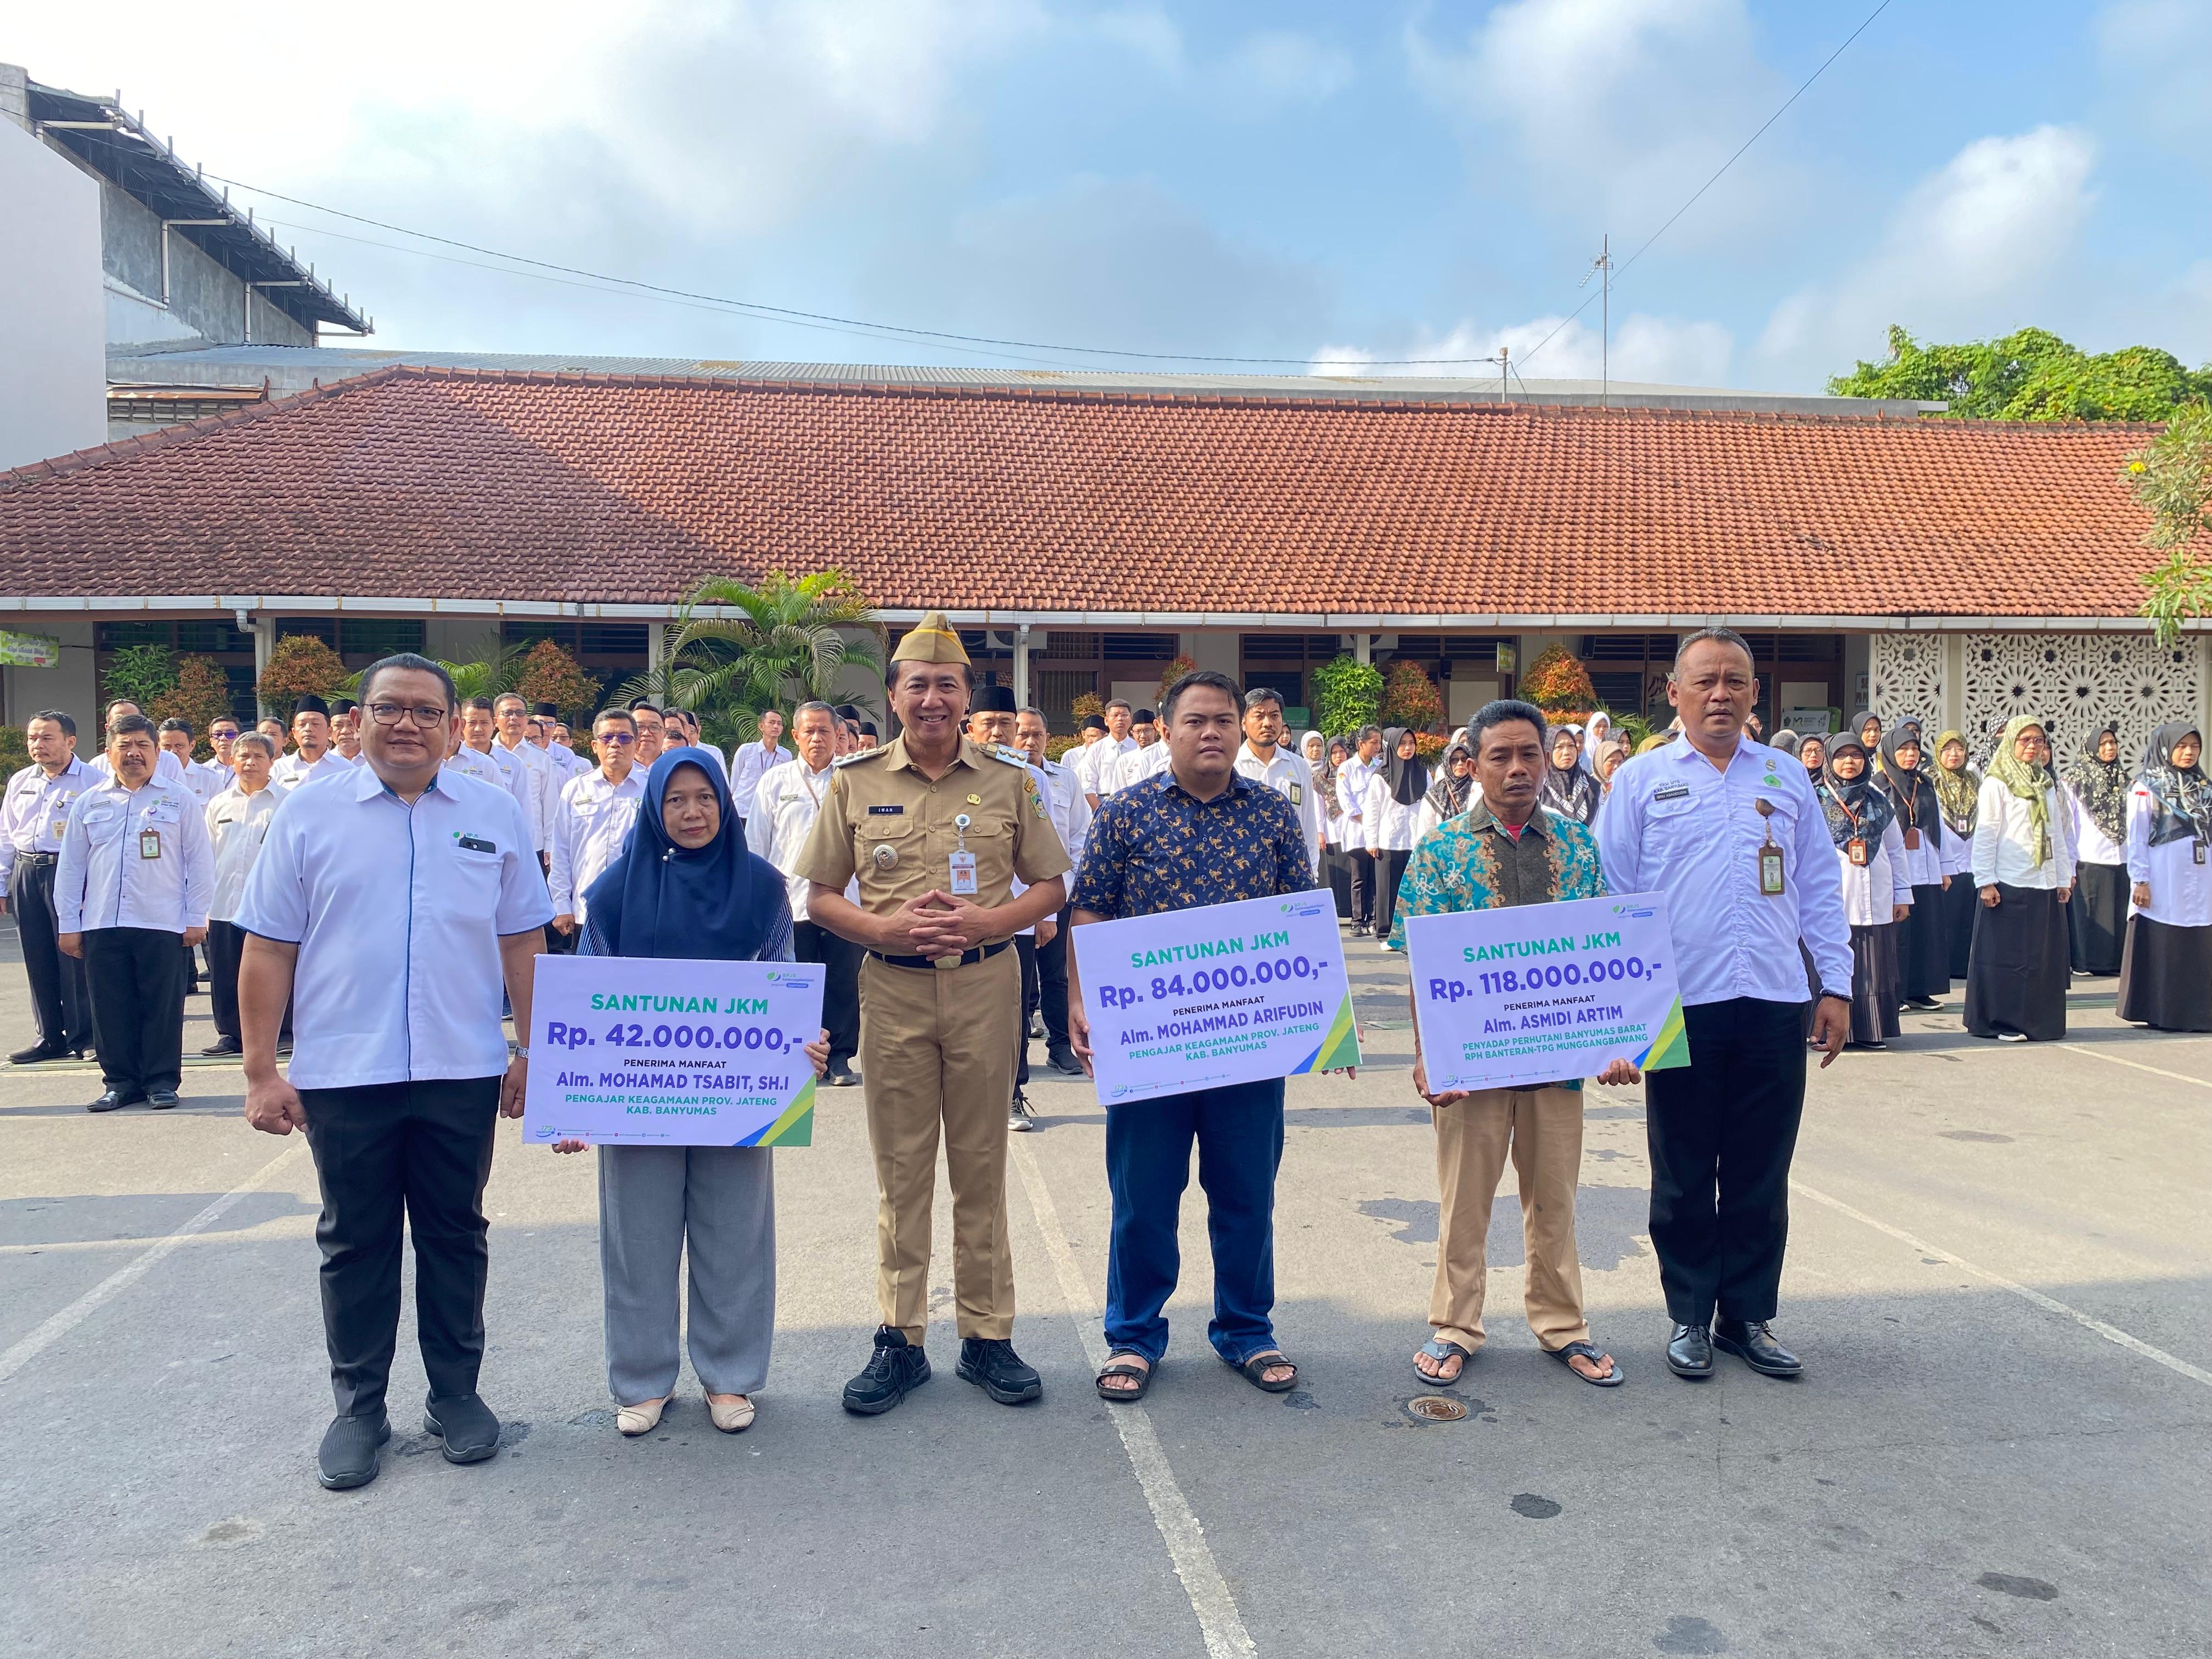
[1580, 233, 1615, 408]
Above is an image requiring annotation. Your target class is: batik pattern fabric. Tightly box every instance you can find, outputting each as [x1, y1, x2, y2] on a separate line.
[1388, 804, 1606, 943]
[1070, 771, 1314, 920]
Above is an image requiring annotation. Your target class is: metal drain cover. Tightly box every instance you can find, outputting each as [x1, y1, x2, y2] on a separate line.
[1404, 1394, 1468, 1423]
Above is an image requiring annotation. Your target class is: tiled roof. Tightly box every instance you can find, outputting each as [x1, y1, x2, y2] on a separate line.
[0, 365, 2166, 619]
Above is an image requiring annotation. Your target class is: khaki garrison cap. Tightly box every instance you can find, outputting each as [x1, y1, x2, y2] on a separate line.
[890, 611, 970, 667]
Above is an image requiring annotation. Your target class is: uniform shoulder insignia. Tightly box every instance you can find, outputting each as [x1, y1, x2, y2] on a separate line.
[984, 743, 1030, 768]
[831, 749, 883, 767]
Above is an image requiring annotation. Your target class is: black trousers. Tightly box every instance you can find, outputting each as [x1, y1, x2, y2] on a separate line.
[8, 853, 92, 1051]
[1347, 848, 1376, 924]
[82, 926, 185, 1093]
[1325, 845, 1354, 919]
[298, 1076, 501, 1418]
[206, 919, 291, 1043]
[1643, 997, 1807, 1327]
[1372, 848, 1412, 941]
[1035, 904, 1071, 1049]
[793, 918, 861, 1069]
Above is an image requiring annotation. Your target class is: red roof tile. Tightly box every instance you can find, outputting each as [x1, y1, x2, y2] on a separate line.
[0, 366, 2168, 619]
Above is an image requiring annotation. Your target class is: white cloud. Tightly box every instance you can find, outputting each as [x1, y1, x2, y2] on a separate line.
[1312, 312, 1734, 386]
[1226, 31, 1354, 105]
[1405, 0, 1791, 245]
[1758, 126, 2098, 380]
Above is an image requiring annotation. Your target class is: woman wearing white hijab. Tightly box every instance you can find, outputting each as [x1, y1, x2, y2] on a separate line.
[1581, 711, 1613, 770]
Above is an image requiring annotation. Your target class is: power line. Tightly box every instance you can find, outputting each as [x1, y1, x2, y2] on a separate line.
[214, 173, 1505, 370]
[1515, 0, 1896, 371]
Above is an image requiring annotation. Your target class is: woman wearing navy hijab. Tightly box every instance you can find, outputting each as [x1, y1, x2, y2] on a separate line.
[555, 751, 827, 1437]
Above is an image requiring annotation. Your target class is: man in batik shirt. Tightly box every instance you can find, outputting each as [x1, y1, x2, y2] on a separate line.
[1068, 670, 1318, 1404]
[1391, 699, 1637, 1391]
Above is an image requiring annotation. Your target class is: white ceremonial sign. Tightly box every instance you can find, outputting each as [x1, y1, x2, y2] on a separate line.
[1403, 891, 1691, 1094]
[1073, 890, 1362, 1105]
[522, 955, 823, 1147]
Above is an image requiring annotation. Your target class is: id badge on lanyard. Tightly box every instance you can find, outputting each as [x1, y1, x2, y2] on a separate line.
[1754, 798, 1786, 895]
[1846, 837, 1868, 867]
[949, 813, 978, 896]
[139, 828, 162, 860]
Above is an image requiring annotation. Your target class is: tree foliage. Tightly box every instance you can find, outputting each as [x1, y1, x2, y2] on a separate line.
[436, 633, 527, 706]
[515, 637, 602, 721]
[1830, 325, 2212, 421]
[1310, 654, 1383, 736]
[1156, 654, 1198, 705]
[1378, 659, 1445, 731]
[257, 635, 351, 718]
[2130, 402, 2212, 646]
[153, 656, 238, 756]
[625, 571, 883, 750]
[1520, 644, 1597, 714]
[101, 642, 179, 712]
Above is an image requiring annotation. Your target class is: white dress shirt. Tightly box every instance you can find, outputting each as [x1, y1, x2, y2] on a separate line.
[1595, 734, 1853, 1007]
[548, 767, 645, 922]
[2, 756, 92, 885]
[168, 755, 222, 809]
[1336, 755, 1377, 843]
[234, 765, 552, 1088]
[55, 774, 215, 935]
[1235, 743, 1323, 873]
[2125, 783, 2212, 928]
[2066, 783, 2126, 870]
[204, 782, 280, 923]
[469, 741, 537, 848]
[90, 749, 188, 786]
[1970, 777, 2077, 891]
[1832, 815, 1914, 927]
[1085, 735, 1142, 798]
[496, 736, 552, 853]
[1038, 754, 1092, 870]
[746, 757, 853, 921]
[729, 740, 792, 816]
[1360, 770, 1421, 853]
[269, 748, 354, 793]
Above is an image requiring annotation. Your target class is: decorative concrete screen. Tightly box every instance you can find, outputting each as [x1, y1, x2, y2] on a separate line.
[1872, 631, 2202, 760]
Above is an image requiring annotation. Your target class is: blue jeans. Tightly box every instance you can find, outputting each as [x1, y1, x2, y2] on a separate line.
[1103, 1079, 1285, 1366]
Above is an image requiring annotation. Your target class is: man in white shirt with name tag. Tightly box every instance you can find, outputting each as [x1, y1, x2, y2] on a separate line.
[270, 696, 353, 792]
[236, 652, 551, 1493]
[1234, 686, 1323, 877]
[748, 701, 862, 1087]
[56, 715, 213, 1111]
[1595, 627, 1851, 1384]
[3, 709, 95, 1063]
[548, 708, 645, 945]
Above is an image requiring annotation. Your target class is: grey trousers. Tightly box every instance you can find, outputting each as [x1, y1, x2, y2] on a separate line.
[597, 1144, 776, 1406]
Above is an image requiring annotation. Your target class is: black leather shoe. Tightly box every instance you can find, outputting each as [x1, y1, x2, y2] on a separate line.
[317, 1412, 392, 1491]
[1714, 1319, 1803, 1378]
[1047, 1045, 1086, 1076]
[422, 1392, 502, 1463]
[87, 1087, 146, 1113]
[200, 1036, 243, 1057]
[823, 1059, 860, 1088]
[843, 1325, 930, 1415]
[147, 1089, 180, 1109]
[10, 1041, 67, 1065]
[957, 1337, 1043, 1405]
[1665, 1322, 1714, 1379]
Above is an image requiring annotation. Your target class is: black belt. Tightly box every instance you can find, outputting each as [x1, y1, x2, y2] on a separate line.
[868, 939, 1011, 971]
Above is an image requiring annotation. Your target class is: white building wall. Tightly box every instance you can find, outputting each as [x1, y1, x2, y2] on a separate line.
[0, 114, 105, 471]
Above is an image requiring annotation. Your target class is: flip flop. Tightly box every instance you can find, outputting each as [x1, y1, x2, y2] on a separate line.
[1547, 1339, 1624, 1386]
[1227, 1349, 1298, 1393]
[1414, 1338, 1473, 1387]
[1095, 1352, 1154, 1403]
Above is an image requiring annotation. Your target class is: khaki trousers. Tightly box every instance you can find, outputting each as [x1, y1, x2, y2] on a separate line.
[1431, 1085, 1590, 1354]
[859, 947, 1021, 1342]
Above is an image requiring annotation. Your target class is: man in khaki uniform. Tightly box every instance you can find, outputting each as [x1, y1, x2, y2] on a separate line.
[798, 614, 1070, 1414]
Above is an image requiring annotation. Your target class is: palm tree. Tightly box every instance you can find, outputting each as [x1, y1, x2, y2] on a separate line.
[437, 632, 528, 705]
[621, 571, 885, 746]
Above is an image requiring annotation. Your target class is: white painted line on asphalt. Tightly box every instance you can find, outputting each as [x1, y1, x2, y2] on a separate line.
[1008, 1134, 1258, 1659]
[0, 1138, 311, 1389]
[2055, 1043, 2212, 1090]
[1792, 1180, 2212, 1390]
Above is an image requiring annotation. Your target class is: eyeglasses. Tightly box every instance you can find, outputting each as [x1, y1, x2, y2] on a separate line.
[594, 731, 636, 746]
[365, 702, 449, 729]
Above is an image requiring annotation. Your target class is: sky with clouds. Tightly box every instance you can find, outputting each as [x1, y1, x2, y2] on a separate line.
[13, 0, 2210, 390]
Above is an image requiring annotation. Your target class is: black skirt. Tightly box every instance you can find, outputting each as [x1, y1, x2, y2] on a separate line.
[1900, 883, 1951, 1002]
[1965, 884, 2070, 1041]
[1943, 872, 1979, 980]
[1847, 922, 1902, 1045]
[2069, 861, 2128, 976]
[2117, 914, 2212, 1031]
[1324, 845, 1354, 919]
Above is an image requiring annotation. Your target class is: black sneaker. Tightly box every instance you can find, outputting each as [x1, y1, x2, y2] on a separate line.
[200, 1036, 243, 1057]
[824, 1058, 860, 1088]
[843, 1325, 930, 1415]
[317, 1412, 392, 1491]
[1046, 1045, 1085, 1077]
[957, 1337, 1042, 1405]
[422, 1391, 502, 1463]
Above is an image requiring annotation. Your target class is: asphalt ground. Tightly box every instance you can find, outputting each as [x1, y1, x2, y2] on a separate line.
[1, 917, 2207, 1658]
